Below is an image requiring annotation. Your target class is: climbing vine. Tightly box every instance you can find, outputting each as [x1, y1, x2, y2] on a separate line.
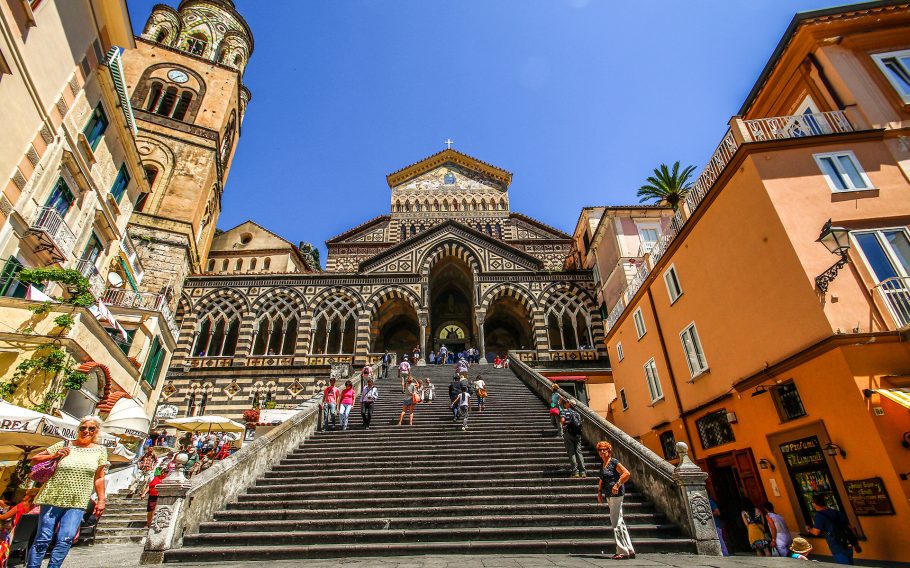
[0, 268, 92, 410]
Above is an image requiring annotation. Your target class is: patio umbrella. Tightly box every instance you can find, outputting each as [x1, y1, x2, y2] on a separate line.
[103, 398, 151, 439]
[162, 416, 245, 434]
[0, 401, 81, 485]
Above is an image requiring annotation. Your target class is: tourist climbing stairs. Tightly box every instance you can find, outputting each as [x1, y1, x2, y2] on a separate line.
[165, 365, 695, 562]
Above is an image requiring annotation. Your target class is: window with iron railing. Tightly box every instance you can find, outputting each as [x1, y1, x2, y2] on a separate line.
[696, 410, 735, 449]
[185, 36, 207, 56]
[772, 381, 807, 422]
[660, 430, 678, 460]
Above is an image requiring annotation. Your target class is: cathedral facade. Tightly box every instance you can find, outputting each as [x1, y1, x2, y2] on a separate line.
[163, 150, 607, 418]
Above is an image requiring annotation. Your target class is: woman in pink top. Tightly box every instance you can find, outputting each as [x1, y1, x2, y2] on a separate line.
[338, 380, 357, 430]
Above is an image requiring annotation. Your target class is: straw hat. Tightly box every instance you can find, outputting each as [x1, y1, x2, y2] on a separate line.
[790, 537, 812, 555]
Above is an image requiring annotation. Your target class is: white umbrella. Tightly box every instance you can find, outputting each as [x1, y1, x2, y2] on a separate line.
[104, 398, 151, 438]
[162, 415, 245, 433]
[0, 401, 78, 464]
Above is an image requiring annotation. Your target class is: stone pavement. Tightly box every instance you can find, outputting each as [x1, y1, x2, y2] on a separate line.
[64, 542, 809, 568]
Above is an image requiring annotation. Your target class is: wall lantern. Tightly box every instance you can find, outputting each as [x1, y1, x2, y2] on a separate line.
[815, 219, 851, 293]
[758, 458, 776, 471]
[751, 384, 779, 397]
[824, 442, 847, 458]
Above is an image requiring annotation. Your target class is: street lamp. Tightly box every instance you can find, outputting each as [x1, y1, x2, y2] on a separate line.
[815, 219, 851, 293]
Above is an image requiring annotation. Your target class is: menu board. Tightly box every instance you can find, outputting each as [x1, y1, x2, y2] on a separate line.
[844, 478, 894, 516]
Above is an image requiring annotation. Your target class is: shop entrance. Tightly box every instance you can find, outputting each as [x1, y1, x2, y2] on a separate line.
[698, 448, 767, 555]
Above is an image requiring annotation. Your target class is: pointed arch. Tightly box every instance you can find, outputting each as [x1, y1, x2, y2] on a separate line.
[419, 240, 482, 277]
[190, 289, 248, 357]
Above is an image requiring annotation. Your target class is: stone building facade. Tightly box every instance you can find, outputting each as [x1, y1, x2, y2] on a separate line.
[120, 0, 252, 306]
[162, 149, 607, 419]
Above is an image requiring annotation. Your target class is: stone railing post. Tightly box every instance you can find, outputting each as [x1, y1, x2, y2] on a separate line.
[672, 442, 722, 555]
[140, 453, 190, 564]
[727, 115, 753, 145]
[417, 313, 428, 366]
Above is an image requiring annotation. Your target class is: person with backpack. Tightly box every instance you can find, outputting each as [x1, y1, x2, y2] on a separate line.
[380, 352, 391, 380]
[398, 355, 411, 392]
[451, 385, 470, 431]
[360, 378, 379, 429]
[448, 376, 461, 421]
[321, 378, 340, 431]
[473, 374, 487, 411]
[549, 384, 563, 437]
[560, 398, 586, 477]
[806, 494, 861, 564]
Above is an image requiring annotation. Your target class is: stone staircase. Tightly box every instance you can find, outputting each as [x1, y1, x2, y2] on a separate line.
[96, 491, 148, 544]
[164, 365, 695, 562]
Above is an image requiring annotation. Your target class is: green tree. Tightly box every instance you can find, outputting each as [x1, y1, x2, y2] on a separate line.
[636, 161, 697, 211]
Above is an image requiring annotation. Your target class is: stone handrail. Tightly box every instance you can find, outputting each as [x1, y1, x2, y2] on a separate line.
[509, 358, 720, 555]
[141, 361, 369, 564]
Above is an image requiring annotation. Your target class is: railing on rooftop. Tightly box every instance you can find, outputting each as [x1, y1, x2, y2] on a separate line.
[874, 276, 910, 329]
[605, 110, 854, 331]
[102, 288, 177, 337]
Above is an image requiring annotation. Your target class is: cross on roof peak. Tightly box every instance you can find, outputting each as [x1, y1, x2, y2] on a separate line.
[444, 138, 454, 150]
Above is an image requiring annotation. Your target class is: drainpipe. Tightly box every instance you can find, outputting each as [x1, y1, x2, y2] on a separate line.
[646, 288, 696, 459]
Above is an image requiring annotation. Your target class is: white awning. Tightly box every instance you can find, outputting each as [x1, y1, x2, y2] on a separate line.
[104, 397, 150, 438]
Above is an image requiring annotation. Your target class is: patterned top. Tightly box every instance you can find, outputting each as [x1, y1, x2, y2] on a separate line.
[35, 441, 108, 509]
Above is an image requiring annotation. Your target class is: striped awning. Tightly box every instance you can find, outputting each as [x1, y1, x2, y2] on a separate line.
[876, 388, 910, 409]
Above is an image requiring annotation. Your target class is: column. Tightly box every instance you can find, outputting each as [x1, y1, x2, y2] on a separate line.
[673, 442, 723, 555]
[417, 312, 428, 366]
[475, 310, 487, 365]
[353, 310, 372, 367]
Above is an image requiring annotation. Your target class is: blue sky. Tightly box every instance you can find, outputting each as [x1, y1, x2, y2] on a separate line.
[127, 0, 849, 258]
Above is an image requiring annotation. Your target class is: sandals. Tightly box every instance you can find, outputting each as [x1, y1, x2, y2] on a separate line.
[611, 553, 636, 560]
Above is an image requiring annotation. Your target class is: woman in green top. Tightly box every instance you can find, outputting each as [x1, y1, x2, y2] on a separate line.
[27, 416, 108, 568]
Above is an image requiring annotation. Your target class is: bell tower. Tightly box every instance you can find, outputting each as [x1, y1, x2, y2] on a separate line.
[122, 0, 253, 303]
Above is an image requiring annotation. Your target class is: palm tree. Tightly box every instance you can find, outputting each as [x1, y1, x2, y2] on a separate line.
[637, 161, 697, 211]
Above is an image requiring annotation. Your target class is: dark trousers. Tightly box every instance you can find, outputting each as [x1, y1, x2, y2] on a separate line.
[563, 433, 586, 474]
[361, 402, 374, 427]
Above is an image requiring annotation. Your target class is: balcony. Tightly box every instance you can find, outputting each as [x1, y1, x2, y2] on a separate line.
[27, 207, 76, 263]
[606, 110, 855, 331]
[119, 234, 144, 283]
[874, 277, 910, 329]
[75, 259, 105, 299]
[101, 288, 177, 337]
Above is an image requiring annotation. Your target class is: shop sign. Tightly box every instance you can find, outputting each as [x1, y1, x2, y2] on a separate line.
[844, 477, 895, 516]
[155, 404, 179, 419]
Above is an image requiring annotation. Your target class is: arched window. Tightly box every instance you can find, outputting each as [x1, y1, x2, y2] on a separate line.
[143, 165, 158, 189]
[207, 259, 215, 272]
[250, 258, 257, 270]
[486, 223, 492, 235]
[220, 113, 236, 162]
[470, 199, 477, 211]
[311, 294, 358, 354]
[155, 30, 168, 44]
[452, 200, 459, 211]
[233, 54, 242, 67]
[156, 86, 178, 117]
[263, 257, 271, 270]
[186, 391, 196, 416]
[400, 225, 407, 240]
[423, 199, 430, 211]
[235, 259, 243, 271]
[546, 289, 593, 350]
[198, 389, 209, 416]
[221, 259, 228, 271]
[252, 293, 299, 355]
[172, 91, 193, 121]
[499, 198, 506, 210]
[191, 295, 245, 357]
[442, 199, 449, 211]
[414, 201, 421, 212]
[146, 82, 163, 112]
[433, 200, 439, 212]
[185, 34, 207, 56]
[410, 224, 416, 236]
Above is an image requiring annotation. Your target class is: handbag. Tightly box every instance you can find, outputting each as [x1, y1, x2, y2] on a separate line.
[411, 391, 421, 404]
[477, 388, 488, 398]
[30, 440, 69, 483]
[549, 407, 561, 415]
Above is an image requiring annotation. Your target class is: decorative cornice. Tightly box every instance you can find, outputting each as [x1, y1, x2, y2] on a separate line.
[386, 149, 512, 189]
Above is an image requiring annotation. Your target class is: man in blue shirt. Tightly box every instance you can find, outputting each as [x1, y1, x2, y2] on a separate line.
[805, 493, 860, 564]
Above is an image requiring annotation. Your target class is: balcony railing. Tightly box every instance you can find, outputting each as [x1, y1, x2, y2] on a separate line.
[120, 234, 144, 283]
[29, 207, 76, 261]
[75, 259, 105, 299]
[102, 288, 177, 337]
[874, 276, 910, 329]
[605, 110, 854, 331]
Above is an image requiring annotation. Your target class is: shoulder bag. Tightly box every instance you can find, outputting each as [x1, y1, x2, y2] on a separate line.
[30, 440, 69, 483]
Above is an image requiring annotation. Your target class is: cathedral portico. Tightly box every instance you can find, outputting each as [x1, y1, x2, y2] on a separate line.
[164, 148, 606, 419]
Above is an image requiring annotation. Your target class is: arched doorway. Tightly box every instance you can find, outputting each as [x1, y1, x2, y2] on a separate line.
[371, 297, 419, 361]
[428, 254, 475, 354]
[484, 295, 532, 359]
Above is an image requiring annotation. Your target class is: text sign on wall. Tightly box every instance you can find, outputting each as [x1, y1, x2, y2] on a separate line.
[844, 477, 895, 516]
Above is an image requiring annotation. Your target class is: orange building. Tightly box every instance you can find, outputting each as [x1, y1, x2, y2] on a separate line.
[601, 2, 910, 563]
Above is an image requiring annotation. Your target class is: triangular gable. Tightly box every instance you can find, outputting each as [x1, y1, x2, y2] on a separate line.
[325, 215, 390, 245]
[386, 149, 512, 189]
[509, 213, 572, 240]
[360, 220, 543, 274]
[211, 220, 297, 251]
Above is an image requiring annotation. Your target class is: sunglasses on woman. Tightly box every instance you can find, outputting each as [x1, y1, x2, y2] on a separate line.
[79, 426, 97, 433]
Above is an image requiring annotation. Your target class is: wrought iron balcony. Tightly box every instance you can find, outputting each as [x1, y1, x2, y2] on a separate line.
[874, 276, 910, 329]
[75, 259, 105, 299]
[101, 288, 177, 337]
[28, 207, 76, 263]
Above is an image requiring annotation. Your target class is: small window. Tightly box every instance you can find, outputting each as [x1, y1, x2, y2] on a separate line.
[83, 103, 108, 150]
[134, 192, 149, 213]
[81, 233, 103, 266]
[696, 410, 735, 449]
[143, 165, 158, 188]
[235, 259, 242, 271]
[644, 358, 663, 403]
[118, 329, 137, 356]
[872, 49, 910, 103]
[142, 337, 166, 387]
[250, 258, 257, 270]
[172, 91, 192, 121]
[814, 151, 871, 192]
[110, 164, 131, 203]
[659, 431, 678, 460]
[615, 342, 624, 362]
[185, 35, 207, 56]
[155, 29, 168, 43]
[207, 259, 215, 272]
[772, 381, 807, 422]
[633, 308, 646, 339]
[680, 322, 708, 378]
[592, 263, 601, 285]
[45, 178, 75, 217]
[619, 388, 628, 411]
[0, 257, 27, 298]
[664, 265, 683, 303]
[263, 257, 271, 270]
[221, 259, 228, 271]
[240, 233, 252, 244]
[444, 172, 455, 184]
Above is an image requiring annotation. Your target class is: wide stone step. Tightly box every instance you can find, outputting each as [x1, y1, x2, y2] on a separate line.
[257, 468, 596, 484]
[243, 483, 602, 499]
[292, 439, 570, 454]
[204, 511, 664, 532]
[262, 462, 593, 478]
[269, 455, 599, 472]
[164, 537, 695, 562]
[233, 492, 625, 509]
[252, 475, 604, 490]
